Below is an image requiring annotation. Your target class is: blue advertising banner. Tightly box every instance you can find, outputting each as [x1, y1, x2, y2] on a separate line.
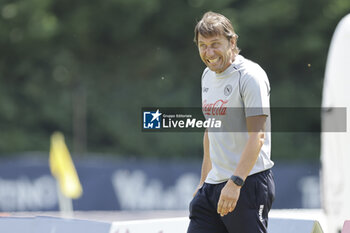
[0, 155, 320, 211]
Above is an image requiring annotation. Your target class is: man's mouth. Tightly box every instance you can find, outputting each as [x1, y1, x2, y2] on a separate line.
[207, 57, 219, 64]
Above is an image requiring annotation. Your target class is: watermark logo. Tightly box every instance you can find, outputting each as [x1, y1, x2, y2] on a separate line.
[143, 109, 162, 129]
[141, 108, 222, 132]
[141, 107, 346, 132]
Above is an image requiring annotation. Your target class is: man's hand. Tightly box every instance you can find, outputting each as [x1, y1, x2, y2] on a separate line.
[217, 180, 241, 216]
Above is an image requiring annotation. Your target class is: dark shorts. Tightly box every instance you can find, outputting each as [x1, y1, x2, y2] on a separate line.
[187, 169, 275, 233]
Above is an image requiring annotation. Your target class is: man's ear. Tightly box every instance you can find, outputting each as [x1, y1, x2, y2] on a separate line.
[230, 38, 236, 52]
[231, 37, 235, 45]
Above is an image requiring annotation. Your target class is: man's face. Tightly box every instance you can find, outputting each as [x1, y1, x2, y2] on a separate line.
[197, 34, 235, 74]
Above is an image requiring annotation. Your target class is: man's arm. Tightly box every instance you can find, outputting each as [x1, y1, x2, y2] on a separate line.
[193, 129, 212, 197]
[217, 115, 266, 216]
[233, 115, 266, 179]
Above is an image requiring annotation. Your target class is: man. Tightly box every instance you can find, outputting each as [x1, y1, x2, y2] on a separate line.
[187, 12, 275, 233]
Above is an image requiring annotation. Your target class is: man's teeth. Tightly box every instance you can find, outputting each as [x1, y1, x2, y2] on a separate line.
[208, 58, 219, 63]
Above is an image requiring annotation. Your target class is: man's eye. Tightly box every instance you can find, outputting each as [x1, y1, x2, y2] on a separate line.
[199, 44, 207, 49]
[212, 42, 220, 48]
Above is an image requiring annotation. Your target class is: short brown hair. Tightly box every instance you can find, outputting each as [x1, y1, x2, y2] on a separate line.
[194, 11, 240, 54]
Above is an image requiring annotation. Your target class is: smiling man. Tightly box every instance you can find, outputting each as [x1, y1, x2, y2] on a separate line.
[187, 12, 275, 233]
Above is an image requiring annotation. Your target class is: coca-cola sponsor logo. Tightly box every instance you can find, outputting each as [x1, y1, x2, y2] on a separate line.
[202, 99, 228, 115]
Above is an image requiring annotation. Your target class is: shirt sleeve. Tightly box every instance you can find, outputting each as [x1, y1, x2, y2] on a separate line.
[241, 67, 270, 117]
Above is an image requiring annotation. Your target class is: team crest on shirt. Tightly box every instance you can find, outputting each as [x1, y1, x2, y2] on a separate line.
[202, 87, 209, 93]
[224, 84, 232, 96]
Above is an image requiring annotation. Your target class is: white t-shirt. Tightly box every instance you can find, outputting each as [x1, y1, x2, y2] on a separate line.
[202, 55, 274, 184]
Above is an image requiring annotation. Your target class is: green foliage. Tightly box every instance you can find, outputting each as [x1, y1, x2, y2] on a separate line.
[0, 0, 348, 159]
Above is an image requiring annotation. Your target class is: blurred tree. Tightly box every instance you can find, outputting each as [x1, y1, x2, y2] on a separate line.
[0, 0, 349, 159]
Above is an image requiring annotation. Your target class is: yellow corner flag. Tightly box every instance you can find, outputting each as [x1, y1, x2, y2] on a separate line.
[49, 132, 83, 199]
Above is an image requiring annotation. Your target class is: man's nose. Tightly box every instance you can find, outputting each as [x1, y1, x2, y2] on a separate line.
[205, 47, 215, 57]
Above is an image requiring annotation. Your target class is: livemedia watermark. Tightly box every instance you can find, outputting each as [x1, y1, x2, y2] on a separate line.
[141, 107, 347, 133]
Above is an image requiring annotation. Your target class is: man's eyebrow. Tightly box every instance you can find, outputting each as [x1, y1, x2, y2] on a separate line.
[198, 38, 220, 43]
